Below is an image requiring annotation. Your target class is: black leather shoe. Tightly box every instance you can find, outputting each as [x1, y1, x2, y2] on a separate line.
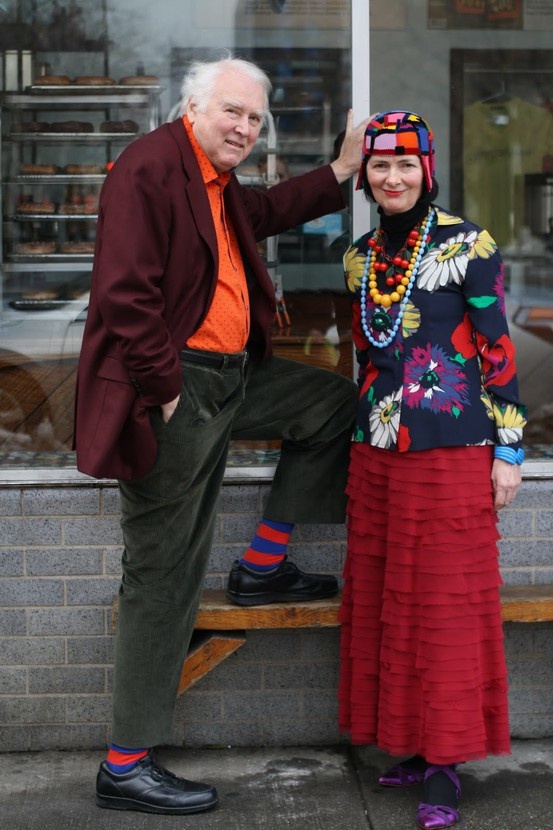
[96, 753, 218, 814]
[226, 557, 338, 606]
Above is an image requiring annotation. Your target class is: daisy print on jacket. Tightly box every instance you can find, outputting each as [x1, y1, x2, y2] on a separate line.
[344, 206, 527, 452]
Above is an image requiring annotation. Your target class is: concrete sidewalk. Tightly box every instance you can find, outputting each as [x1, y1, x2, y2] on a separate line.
[1, 739, 552, 829]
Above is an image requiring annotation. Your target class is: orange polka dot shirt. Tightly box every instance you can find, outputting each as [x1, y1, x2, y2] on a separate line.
[183, 116, 250, 353]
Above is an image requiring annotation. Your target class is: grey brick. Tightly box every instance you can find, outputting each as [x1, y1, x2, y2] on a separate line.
[67, 636, 114, 665]
[104, 548, 124, 575]
[300, 629, 340, 660]
[28, 724, 107, 750]
[535, 627, 553, 655]
[27, 607, 104, 636]
[534, 569, 553, 584]
[510, 714, 553, 739]
[515, 480, 553, 508]
[65, 577, 121, 606]
[63, 517, 123, 546]
[174, 690, 223, 721]
[223, 690, 300, 721]
[207, 543, 244, 572]
[500, 568, 536, 584]
[536, 510, 553, 536]
[263, 661, 339, 690]
[499, 540, 551, 567]
[28, 667, 105, 694]
[66, 694, 112, 723]
[533, 689, 553, 713]
[0, 578, 64, 606]
[219, 513, 259, 544]
[0, 549, 24, 576]
[508, 686, 535, 714]
[101, 487, 121, 515]
[0, 489, 22, 516]
[303, 689, 339, 720]
[0, 696, 65, 724]
[297, 524, 347, 541]
[0, 726, 31, 751]
[497, 509, 534, 537]
[0, 609, 26, 635]
[1, 637, 64, 665]
[0, 667, 27, 694]
[218, 484, 262, 514]
[0, 518, 62, 546]
[26, 547, 103, 576]
[191, 659, 262, 692]
[23, 488, 100, 516]
[240, 630, 302, 662]
[508, 659, 553, 688]
[504, 627, 535, 656]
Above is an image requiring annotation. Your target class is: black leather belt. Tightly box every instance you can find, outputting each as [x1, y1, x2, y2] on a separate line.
[180, 347, 249, 370]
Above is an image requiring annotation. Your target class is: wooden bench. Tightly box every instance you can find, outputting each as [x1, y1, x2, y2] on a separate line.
[112, 584, 553, 696]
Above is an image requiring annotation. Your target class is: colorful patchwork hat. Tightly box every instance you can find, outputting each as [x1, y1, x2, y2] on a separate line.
[356, 111, 435, 192]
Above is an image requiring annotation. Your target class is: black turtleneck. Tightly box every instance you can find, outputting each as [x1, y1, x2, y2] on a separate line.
[377, 196, 432, 256]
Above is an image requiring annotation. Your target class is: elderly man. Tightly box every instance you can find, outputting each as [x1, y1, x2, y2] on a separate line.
[75, 55, 367, 815]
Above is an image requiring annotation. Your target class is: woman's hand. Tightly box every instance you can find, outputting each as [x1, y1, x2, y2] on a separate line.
[491, 458, 522, 510]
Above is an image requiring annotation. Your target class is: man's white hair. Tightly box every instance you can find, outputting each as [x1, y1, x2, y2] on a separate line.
[175, 54, 271, 122]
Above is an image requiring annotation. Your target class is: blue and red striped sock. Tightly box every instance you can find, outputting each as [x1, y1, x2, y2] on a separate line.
[105, 743, 149, 774]
[239, 519, 294, 572]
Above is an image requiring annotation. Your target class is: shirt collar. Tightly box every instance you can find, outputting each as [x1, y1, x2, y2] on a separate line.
[182, 116, 231, 188]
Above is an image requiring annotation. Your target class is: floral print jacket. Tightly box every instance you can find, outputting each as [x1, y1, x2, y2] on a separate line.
[344, 206, 527, 452]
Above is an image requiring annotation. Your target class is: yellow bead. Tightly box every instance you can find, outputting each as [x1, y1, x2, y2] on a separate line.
[369, 287, 378, 297]
[380, 294, 392, 308]
[396, 285, 406, 295]
[405, 269, 412, 278]
[401, 276, 410, 286]
[374, 294, 382, 304]
[390, 292, 400, 303]
[369, 279, 377, 288]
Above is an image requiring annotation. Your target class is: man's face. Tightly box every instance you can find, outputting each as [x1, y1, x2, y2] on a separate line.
[186, 68, 265, 172]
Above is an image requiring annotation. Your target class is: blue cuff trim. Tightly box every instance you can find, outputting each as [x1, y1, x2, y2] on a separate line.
[494, 446, 525, 465]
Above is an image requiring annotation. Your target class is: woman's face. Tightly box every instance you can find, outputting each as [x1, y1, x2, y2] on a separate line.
[365, 155, 424, 215]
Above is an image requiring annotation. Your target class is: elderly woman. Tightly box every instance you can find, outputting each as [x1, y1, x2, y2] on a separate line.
[339, 111, 527, 829]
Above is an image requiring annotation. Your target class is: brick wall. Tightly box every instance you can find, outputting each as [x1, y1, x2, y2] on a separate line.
[0, 477, 552, 752]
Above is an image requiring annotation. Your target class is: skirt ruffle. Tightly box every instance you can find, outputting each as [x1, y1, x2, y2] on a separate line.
[338, 443, 510, 764]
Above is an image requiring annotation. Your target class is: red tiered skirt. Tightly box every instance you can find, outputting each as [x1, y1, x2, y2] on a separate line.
[338, 443, 510, 764]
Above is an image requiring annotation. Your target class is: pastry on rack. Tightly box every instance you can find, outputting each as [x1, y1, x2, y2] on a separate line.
[17, 199, 56, 214]
[49, 120, 94, 133]
[16, 241, 57, 255]
[73, 75, 116, 85]
[33, 74, 71, 85]
[20, 121, 50, 132]
[100, 119, 139, 133]
[60, 241, 96, 254]
[119, 75, 159, 85]
[20, 163, 59, 175]
[64, 163, 105, 175]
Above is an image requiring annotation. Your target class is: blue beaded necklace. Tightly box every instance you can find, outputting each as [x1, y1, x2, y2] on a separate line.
[360, 207, 434, 349]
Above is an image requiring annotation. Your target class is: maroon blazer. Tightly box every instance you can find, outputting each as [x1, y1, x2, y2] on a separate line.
[74, 118, 344, 480]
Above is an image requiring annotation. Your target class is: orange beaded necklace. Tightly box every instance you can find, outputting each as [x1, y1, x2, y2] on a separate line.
[366, 224, 425, 308]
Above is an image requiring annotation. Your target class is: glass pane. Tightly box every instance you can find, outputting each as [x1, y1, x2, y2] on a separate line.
[368, 1, 553, 461]
[1, 0, 352, 470]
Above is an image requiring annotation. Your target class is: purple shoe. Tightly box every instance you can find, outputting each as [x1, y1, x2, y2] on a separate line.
[416, 765, 461, 829]
[378, 763, 425, 787]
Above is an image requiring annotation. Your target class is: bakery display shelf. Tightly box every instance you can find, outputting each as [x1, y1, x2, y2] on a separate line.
[9, 298, 77, 312]
[13, 213, 97, 220]
[3, 260, 92, 273]
[10, 132, 138, 141]
[12, 175, 106, 184]
[28, 84, 163, 94]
